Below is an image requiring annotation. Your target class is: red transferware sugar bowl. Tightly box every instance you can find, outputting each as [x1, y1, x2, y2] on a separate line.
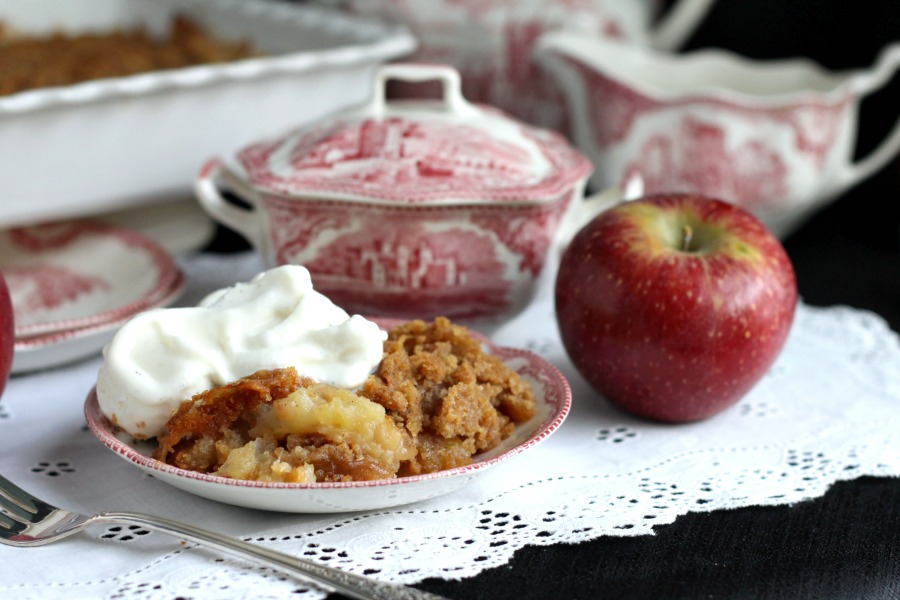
[196, 64, 620, 322]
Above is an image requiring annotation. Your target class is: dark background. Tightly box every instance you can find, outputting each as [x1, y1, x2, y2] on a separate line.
[405, 1, 900, 598]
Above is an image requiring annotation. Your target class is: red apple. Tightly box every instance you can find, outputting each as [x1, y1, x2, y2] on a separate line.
[0, 272, 13, 397]
[555, 194, 797, 422]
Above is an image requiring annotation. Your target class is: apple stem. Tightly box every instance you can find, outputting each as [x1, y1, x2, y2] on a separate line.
[682, 225, 693, 252]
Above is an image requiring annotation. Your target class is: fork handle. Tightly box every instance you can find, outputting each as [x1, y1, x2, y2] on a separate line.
[95, 511, 447, 600]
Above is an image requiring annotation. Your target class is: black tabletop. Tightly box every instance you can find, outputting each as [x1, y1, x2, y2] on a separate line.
[407, 2, 900, 599]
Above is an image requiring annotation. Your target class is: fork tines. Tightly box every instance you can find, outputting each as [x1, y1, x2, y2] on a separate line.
[0, 474, 48, 524]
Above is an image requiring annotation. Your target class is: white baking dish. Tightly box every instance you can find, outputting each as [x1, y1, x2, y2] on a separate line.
[0, 0, 415, 228]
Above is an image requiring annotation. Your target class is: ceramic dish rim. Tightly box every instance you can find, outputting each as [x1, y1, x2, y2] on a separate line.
[6, 221, 183, 337]
[14, 270, 186, 351]
[534, 29, 890, 108]
[84, 328, 571, 493]
[0, 0, 417, 115]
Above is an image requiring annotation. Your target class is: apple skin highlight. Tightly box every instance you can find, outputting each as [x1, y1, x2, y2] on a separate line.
[555, 194, 798, 422]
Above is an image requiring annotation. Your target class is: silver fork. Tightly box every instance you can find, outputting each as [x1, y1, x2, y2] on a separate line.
[0, 473, 447, 600]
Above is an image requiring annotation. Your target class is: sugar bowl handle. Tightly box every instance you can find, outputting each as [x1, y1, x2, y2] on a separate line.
[367, 63, 479, 118]
[194, 159, 266, 252]
[556, 173, 645, 251]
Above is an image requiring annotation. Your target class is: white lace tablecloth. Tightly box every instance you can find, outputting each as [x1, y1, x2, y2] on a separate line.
[2, 252, 899, 600]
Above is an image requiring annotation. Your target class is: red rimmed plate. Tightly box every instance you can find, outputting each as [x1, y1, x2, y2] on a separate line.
[12, 271, 185, 374]
[1, 220, 181, 338]
[84, 322, 570, 513]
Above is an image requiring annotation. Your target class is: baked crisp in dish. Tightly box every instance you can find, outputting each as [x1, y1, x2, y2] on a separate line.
[154, 317, 536, 482]
[361, 317, 537, 476]
[0, 16, 260, 95]
[154, 367, 416, 483]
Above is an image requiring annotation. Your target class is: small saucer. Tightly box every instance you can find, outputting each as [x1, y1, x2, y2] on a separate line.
[1, 220, 182, 338]
[85, 327, 571, 513]
[12, 271, 185, 374]
[98, 198, 216, 256]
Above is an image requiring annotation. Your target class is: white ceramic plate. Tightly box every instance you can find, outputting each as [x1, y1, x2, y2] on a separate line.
[98, 198, 217, 256]
[12, 271, 185, 374]
[0, 0, 415, 229]
[1, 220, 182, 337]
[84, 328, 571, 513]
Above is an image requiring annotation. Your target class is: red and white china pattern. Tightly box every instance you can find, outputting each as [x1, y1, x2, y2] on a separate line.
[2, 221, 180, 337]
[196, 64, 600, 322]
[569, 57, 847, 215]
[85, 317, 572, 513]
[317, 0, 713, 132]
[11, 272, 185, 374]
[1, 220, 185, 373]
[262, 190, 573, 319]
[236, 116, 585, 202]
[535, 32, 900, 237]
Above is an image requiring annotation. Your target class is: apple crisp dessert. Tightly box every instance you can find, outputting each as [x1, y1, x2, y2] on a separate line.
[0, 16, 260, 96]
[154, 317, 536, 482]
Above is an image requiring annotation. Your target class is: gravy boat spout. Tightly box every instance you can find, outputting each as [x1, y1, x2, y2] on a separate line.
[535, 32, 900, 237]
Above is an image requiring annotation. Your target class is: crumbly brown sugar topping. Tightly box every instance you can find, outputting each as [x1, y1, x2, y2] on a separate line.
[154, 318, 536, 483]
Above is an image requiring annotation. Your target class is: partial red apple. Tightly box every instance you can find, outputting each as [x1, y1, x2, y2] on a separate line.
[555, 194, 797, 422]
[0, 272, 13, 396]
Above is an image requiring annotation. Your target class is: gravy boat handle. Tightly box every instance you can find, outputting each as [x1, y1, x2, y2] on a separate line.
[556, 173, 645, 251]
[839, 42, 900, 190]
[650, 0, 717, 51]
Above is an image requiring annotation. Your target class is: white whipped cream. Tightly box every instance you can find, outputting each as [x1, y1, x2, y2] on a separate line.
[96, 265, 386, 439]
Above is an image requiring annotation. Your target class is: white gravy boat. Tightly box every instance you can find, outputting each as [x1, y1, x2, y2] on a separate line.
[535, 32, 900, 237]
[315, 0, 715, 132]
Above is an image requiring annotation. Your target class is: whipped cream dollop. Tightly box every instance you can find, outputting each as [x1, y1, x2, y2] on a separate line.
[96, 265, 387, 439]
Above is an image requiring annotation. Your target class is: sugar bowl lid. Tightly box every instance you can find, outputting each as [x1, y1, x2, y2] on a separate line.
[234, 64, 593, 204]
